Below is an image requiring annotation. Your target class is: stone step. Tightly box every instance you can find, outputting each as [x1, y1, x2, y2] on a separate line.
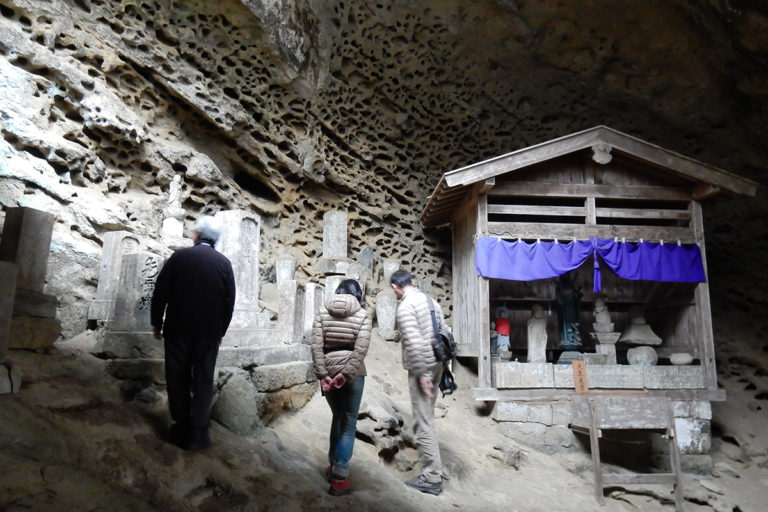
[216, 343, 311, 368]
[250, 360, 316, 392]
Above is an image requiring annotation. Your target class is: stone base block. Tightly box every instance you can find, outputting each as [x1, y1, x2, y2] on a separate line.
[582, 353, 608, 365]
[106, 358, 165, 383]
[554, 364, 644, 389]
[492, 401, 553, 425]
[0, 361, 22, 394]
[9, 315, 61, 351]
[644, 366, 704, 389]
[250, 361, 315, 392]
[318, 257, 352, 275]
[217, 344, 311, 368]
[493, 361, 555, 388]
[498, 422, 577, 453]
[596, 344, 617, 364]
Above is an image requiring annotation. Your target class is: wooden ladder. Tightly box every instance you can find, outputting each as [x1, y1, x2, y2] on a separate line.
[569, 362, 685, 511]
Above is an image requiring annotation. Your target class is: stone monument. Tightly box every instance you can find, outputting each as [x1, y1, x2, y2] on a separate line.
[0, 207, 61, 354]
[95, 252, 165, 363]
[87, 231, 141, 322]
[318, 210, 352, 303]
[375, 260, 400, 341]
[215, 210, 274, 347]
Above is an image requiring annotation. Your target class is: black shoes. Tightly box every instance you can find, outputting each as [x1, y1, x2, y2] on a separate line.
[168, 423, 210, 451]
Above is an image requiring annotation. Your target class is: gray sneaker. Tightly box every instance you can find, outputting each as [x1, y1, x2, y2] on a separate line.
[405, 476, 442, 495]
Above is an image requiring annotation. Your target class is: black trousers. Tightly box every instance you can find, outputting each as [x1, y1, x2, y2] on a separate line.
[164, 335, 220, 439]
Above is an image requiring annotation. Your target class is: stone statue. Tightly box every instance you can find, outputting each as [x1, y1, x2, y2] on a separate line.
[168, 174, 182, 208]
[162, 175, 186, 243]
[494, 306, 511, 352]
[556, 273, 582, 349]
[526, 304, 548, 363]
[163, 175, 185, 220]
[489, 321, 499, 356]
[592, 296, 614, 332]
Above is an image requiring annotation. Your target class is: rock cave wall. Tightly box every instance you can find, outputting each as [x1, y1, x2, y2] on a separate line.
[0, 0, 767, 339]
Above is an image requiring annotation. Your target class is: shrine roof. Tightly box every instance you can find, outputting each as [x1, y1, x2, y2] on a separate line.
[420, 125, 758, 228]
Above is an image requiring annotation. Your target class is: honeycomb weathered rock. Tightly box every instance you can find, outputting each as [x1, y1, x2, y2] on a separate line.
[0, 0, 766, 337]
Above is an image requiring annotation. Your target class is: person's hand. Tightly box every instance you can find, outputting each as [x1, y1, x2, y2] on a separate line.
[152, 326, 162, 341]
[332, 374, 347, 389]
[419, 375, 434, 398]
[320, 376, 333, 392]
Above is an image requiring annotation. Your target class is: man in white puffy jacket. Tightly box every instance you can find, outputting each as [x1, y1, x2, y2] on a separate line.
[390, 269, 447, 496]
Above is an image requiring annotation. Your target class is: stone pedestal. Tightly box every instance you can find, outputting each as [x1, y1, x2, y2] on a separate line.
[161, 217, 184, 242]
[97, 252, 165, 359]
[596, 343, 617, 364]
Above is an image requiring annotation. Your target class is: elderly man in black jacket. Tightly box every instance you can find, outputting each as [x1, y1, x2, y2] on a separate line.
[151, 215, 236, 450]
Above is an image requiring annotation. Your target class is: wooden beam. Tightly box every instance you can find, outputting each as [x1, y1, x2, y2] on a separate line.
[487, 204, 586, 216]
[489, 182, 692, 201]
[486, 222, 696, 243]
[692, 182, 721, 201]
[595, 207, 691, 221]
[471, 387, 726, 402]
[691, 201, 718, 390]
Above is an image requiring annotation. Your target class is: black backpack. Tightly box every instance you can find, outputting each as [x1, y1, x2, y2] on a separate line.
[426, 295, 457, 363]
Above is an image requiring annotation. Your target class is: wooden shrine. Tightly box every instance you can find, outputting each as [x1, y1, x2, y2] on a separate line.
[421, 126, 758, 402]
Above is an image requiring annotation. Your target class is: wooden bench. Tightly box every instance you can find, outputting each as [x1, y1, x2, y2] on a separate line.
[569, 362, 684, 511]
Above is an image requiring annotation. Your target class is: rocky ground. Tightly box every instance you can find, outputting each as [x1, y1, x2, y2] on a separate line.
[1, 311, 767, 512]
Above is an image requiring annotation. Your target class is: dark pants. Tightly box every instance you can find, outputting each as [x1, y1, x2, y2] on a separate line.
[164, 335, 220, 442]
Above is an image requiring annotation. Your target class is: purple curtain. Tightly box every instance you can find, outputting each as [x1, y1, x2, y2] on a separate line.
[475, 237, 706, 292]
